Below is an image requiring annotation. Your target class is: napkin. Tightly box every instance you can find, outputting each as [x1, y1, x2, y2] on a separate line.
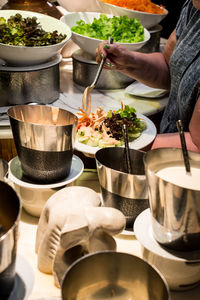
[125, 81, 168, 98]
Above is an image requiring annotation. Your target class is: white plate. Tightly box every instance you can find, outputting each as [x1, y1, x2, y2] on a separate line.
[134, 209, 200, 261]
[8, 255, 34, 300]
[74, 113, 157, 156]
[125, 82, 168, 99]
[8, 155, 84, 189]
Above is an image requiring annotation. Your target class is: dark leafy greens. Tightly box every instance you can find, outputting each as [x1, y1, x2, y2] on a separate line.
[102, 105, 146, 141]
[71, 14, 144, 43]
[0, 13, 67, 46]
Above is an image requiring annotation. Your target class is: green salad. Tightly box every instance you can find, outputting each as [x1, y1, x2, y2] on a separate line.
[71, 14, 144, 43]
[76, 105, 146, 148]
[0, 13, 67, 46]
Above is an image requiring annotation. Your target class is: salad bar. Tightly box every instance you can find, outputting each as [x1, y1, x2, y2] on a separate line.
[1, 2, 200, 300]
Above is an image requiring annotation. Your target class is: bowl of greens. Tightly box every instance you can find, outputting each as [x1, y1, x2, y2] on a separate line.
[0, 10, 71, 66]
[61, 12, 150, 58]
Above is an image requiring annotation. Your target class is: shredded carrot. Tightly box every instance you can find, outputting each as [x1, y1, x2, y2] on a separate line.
[101, 0, 165, 14]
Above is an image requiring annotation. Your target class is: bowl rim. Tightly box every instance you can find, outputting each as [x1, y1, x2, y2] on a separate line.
[98, 0, 168, 16]
[7, 105, 78, 127]
[61, 250, 171, 298]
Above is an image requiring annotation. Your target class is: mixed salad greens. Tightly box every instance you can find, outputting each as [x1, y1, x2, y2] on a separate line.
[71, 14, 144, 43]
[0, 13, 67, 46]
[76, 105, 146, 148]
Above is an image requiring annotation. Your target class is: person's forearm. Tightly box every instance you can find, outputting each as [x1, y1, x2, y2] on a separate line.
[151, 132, 200, 153]
[118, 51, 171, 90]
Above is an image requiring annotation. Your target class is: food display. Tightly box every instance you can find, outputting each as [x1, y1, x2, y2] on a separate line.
[71, 14, 144, 43]
[0, 13, 67, 46]
[100, 0, 165, 14]
[76, 104, 146, 148]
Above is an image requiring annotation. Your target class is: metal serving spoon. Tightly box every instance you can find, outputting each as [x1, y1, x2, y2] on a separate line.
[176, 119, 191, 174]
[82, 37, 113, 115]
[122, 123, 132, 174]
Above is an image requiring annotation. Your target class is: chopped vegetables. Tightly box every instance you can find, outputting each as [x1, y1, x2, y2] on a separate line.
[71, 14, 144, 43]
[76, 105, 146, 148]
[101, 0, 165, 14]
[0, 13, 67, 46]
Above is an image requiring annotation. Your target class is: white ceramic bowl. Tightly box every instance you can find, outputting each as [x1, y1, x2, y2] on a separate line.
[61, 12, 150, 58]
[57, 0, 103, 12]
[98, 1, 168, 29]
[6, 155, 84, 217]
[0, 10, 72, 66]
[134, 209, 200, 291]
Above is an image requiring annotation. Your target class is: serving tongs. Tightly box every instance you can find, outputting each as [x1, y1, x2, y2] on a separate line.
[82, 37, 114, 115]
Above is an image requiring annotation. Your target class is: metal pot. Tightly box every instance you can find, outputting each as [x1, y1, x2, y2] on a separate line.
[144, 148, 200, 251]
[8, 105, 78, 183]
[72, 49, 134, 89]
[95, 147, 149, 228]
[0, 160, 21, 299]
[0, 54, 61, 106]
[139, 25, 163, 53]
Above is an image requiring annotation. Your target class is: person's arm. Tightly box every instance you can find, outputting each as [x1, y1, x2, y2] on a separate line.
[96, 30, 177, 90]
[151, 132, 200, 153]
[151, 94, 200, 153]
[189, 94, 200, 150]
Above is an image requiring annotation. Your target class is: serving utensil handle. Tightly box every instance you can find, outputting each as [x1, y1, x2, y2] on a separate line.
[92, 37, 114, 87]
[176, 120, 191, 174]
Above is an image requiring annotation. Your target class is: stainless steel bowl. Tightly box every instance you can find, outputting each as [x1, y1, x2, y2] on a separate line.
[61, 251, 170, 300]
[144, 148, 200, 251]
[95, 147, 149, 228]
[8, 105, 78, 183]
[0, 180, 21, 299]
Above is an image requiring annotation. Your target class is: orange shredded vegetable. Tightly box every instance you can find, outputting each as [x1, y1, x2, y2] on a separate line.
[101, 0, 165, 14]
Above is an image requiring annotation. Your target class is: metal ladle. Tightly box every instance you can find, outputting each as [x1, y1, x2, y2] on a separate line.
[82, 37, 113, 115]
[176, 120, 191, 174]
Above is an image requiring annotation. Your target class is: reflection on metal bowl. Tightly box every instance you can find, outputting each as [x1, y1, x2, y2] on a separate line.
[8, 105, 78, 184]
[144, 148, 200, 251]
[61, 251, 170, 300]
[95, 147, 149, 228]
[0, 180, 21, 299]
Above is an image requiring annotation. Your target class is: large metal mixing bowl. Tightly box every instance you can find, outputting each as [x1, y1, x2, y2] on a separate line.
[8, 105, 78, 184]
[61, 251, 170, 300]
[144, 148, 200, 251]
[0, 179, 21, 299]
[95, 147, 149, 228]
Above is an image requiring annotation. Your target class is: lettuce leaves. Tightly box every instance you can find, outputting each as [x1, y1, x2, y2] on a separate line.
[71, 14, 144, 43]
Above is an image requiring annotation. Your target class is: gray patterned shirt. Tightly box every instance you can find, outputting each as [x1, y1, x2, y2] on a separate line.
[160, 0, 200, 133]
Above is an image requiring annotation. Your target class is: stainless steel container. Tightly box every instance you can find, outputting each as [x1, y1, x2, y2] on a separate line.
[61, 251, 170, 300]
[0, 54, 62, 106]
[72, 49, 134, 89]
[139, 25, 163, 53]
[0, 178, 21, 299]
[144, 148, 200, 251]
[8, 105, 78, 183]
[95, 147, 149, 228]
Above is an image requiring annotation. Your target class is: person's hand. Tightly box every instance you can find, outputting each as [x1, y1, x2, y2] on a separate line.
[95, 40, 135, 71]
